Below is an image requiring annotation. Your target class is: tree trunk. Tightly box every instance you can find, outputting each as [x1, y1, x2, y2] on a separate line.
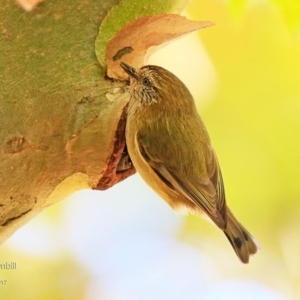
[0, 0, 184, 243]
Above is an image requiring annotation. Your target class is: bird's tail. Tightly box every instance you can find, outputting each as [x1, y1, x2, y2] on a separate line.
[224, 208, 259, 263]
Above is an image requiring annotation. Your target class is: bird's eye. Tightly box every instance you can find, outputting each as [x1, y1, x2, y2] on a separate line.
[142, 77, 151, 86]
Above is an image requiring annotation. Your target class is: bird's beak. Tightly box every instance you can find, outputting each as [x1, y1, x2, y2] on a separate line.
[120, 62, 138, 80]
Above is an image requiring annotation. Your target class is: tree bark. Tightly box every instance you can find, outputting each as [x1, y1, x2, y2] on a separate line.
[0, 0, 184, 243]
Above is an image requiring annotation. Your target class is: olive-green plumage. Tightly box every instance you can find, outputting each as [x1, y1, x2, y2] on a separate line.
[120, 62, 259, 263]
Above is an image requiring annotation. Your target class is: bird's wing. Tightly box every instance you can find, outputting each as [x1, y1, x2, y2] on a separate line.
[136, 131, 227, 229]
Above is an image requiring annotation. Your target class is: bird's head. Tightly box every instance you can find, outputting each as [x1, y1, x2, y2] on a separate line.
[120, 62, 191, 107]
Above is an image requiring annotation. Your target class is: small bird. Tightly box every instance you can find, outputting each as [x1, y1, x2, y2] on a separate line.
[120, 62, 259, 263]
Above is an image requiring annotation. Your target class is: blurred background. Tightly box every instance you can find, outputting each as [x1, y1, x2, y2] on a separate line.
[1, 0, 300, 299]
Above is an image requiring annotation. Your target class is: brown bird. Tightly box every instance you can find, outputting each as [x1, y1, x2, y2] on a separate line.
[120, 62, 259, 263]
